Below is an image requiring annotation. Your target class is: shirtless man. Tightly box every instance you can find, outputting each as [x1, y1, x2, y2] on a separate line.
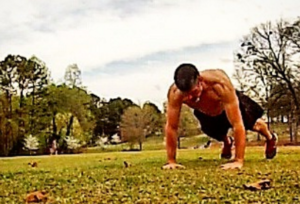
[163, 63, 277, 170]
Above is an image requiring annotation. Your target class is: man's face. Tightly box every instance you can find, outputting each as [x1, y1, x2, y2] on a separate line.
[187, 79, 203, 101]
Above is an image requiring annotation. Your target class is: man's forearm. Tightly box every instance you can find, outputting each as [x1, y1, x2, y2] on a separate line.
[165, 126, 177, 163]
[233, 125, 246, 162]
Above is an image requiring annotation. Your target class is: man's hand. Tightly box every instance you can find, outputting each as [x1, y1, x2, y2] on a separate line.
[162, 163, 186, 170]
[220, 161, 243, 170]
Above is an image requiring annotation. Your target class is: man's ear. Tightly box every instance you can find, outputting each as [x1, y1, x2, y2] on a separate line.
[198, 75, 203, 81]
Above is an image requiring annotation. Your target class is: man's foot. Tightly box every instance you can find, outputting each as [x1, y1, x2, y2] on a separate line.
[221, 136, 234, 159]
[265, 133, 277, 159]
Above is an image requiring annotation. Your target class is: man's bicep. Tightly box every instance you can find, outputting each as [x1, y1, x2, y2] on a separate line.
[166, 101, 181, 129]
[166, 85, 183, 130]
[214, 83, 242, 126]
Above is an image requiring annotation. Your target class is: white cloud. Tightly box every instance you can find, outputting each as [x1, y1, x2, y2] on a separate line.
[0, 0, 299, 109]
[83, 42, 239, 110]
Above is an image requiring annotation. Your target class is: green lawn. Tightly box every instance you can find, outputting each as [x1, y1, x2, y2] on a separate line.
[0, 146, 300, 203]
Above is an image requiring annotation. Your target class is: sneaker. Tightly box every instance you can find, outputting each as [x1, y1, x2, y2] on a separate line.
[221, 136, 234, 159]
[265, 133, 277, 159]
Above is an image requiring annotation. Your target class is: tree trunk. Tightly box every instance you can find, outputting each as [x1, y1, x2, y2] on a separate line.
[289, 113, 293, 142]
[139, 140, 142, 151]
[52, 114, 57, 137]
[177, 136, 181, 149]
[66, 115, 74, 136]
[295, 119, 298, 143]
[30, 85, 36, 131]
[18, 89, 25, 135]
[17, 89, 25, 155]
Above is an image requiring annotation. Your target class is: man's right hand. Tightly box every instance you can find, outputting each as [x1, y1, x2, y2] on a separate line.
[162, 163, 186, 170]
[220, 160, 243, 170]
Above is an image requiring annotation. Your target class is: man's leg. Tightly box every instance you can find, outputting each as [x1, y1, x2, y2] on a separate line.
[193, 109, 233, 158]
[221, 135, 234, 159]
[252, 118, 277, 159]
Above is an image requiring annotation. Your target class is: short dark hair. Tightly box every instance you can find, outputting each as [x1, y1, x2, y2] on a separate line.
[174, 63, 199, 92]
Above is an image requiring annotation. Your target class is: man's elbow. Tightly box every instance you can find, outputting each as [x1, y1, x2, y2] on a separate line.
[233, 123, 246, 136]
[165, 123, 177, 137]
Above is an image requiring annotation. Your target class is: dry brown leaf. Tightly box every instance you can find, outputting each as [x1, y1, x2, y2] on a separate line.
[26, 191, 48, 203]
[243, 179, 271, 191]
[28, 161, 38, 168]
[123, 161, 131, 168]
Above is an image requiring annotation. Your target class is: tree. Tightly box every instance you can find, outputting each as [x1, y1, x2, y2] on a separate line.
[102, 98, 135, 137]
[267, 82, 300, 142]
[44, 84, 95, 151]
[66, 87, 95, 141]
[120, 103, 161, 151]
[233, 67, 267, 110]
[89, 93, 107, 142]
[120, 106, 146, 150]
[64, 64, 82, 88]
[235, 19, 300, 142]
[1, 55, 51, 155]
[64, 64, 83, 137]
[0, 55, 20, 155]
[25, 56, 51, 141]
[284, 17, 300, 52]
[0, 94, 18, 156]
[142, 101, 162, 136]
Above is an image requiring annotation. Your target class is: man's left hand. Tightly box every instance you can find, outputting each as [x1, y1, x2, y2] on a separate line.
[220, 161, 243, 170]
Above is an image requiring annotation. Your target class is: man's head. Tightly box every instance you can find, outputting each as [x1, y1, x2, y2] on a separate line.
[174, 63, 200, 92]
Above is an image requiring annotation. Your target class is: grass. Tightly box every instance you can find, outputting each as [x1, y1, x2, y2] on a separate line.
[0, 146, 300, 203]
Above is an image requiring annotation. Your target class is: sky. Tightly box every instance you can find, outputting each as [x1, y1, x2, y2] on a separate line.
[0, 0, 299, 110]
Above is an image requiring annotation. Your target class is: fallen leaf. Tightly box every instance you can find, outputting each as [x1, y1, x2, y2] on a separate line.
[243, 179, 271, 191]
[124, 161, 131, 168]
[28, 161, 38, 168]
[26, 191, 48, 203]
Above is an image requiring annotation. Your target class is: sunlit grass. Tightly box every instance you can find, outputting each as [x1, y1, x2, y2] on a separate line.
[0, 146, 300, 203]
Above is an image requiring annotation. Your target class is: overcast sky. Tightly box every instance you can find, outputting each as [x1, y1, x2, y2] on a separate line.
[0, 0, 299, 109]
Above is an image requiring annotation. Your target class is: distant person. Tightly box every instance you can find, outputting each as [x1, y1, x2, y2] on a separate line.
[163, 63, 277, 170]
[50, 139, 58, 155]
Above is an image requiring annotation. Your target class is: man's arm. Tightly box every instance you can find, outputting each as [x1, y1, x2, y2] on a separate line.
[214, 84, 246, 167]
[165, 124, 178, 164]
[162, 86, 186, 170]
[223, 97, 246, 162]
[165, 89, 182, 164]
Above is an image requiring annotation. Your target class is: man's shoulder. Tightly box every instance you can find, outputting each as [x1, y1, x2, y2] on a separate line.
[201, 68, 228, 76]
[167, 84, 183, 100]
[201, 69, 231, 84]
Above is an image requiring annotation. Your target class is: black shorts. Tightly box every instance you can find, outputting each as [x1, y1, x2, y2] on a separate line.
[193, 90, 264, 141]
